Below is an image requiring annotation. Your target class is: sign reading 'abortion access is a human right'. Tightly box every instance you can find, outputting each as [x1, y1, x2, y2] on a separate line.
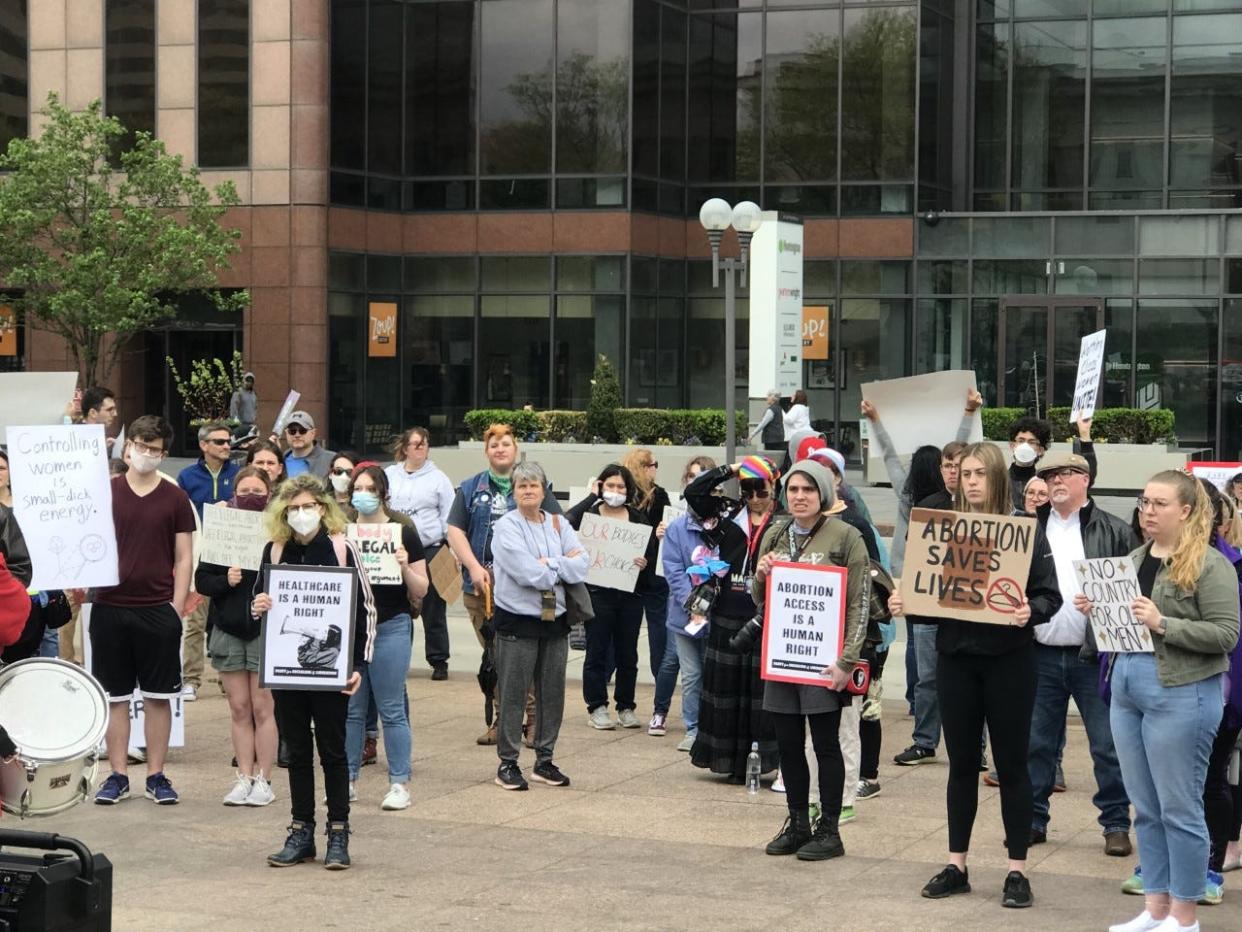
[900, 508, 1037, 626]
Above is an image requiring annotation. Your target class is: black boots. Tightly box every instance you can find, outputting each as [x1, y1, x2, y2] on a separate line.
[268, 821, 316, 867]
[797, 816, 845, 861]
[324, 821, 352, 870]
[765, 808, 813, 855]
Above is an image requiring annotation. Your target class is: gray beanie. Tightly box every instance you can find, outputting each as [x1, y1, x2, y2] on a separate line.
[786, 460, 837, 511]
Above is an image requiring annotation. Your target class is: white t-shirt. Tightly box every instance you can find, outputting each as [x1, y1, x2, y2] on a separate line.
[1037, 507, 1089, 646]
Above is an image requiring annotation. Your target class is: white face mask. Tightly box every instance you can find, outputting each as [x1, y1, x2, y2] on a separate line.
[287, 508, 321, 537]
[329, 473, 351, 494]
[602, 491, 627, 508]
[1013, 442, 1038, 466]
[129, 450, 162, 475]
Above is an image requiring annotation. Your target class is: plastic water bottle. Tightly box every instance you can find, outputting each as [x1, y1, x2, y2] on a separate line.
[746, 742, 761, 797]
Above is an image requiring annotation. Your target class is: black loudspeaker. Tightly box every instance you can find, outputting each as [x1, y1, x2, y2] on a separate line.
[0, 830, 111, 931]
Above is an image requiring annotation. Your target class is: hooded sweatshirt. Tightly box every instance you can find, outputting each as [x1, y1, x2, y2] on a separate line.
[385, 460, 455, 546]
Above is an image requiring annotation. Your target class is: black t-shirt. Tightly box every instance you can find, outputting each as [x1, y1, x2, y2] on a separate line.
[367, 525, 426, 623]
[1138, 552, 1162, 599]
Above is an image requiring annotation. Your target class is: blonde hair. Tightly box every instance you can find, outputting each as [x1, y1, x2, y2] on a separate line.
[622, 447, 656, 511]
[953, 443, 1012, 516]
[1220, 494, 1242, 549]
[264, 473, 349, 544]
[682, 455, 716, 489]
[1149, 470, 1213, 594]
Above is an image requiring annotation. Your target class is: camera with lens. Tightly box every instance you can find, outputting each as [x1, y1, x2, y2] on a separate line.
[683, 582, 718, 619]
[728, 614, 765, 653]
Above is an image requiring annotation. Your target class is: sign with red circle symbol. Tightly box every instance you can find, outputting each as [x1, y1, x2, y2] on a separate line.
[985, 577, 1024, 615]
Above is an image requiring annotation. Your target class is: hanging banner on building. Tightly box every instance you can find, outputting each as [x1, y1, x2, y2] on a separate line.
[200, 504, 267, 571]
[760, 562, 847, 687]
[1072, 557, 1153, 653]
[859, 370, 983, 456]
[802, 306, 829, 361]
[0, 305, 16, 357]
[900, 508, 1037, 626]
[1070, 329, 1107, 423]
[368, 302, 397, 358]
[1187, 462, 1242, 493]
[748, 212, 803, 398]
[577, 512, 653, 592]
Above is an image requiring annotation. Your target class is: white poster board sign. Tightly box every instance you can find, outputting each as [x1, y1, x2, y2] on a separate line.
[655, 503, 687, 578]
[760, 562, 847, 686]
[859, 371, 983, 457]
[1072, 557, 1153, 653]
[1070, 329, 1107, 423]
[0, 372, 79, 443]
[748, 212, 804, 398]
[7, 423, 119, 590]
[260, 564, 358, 690]
[200, 504, 267, 571]
[577, 512, 653, 592]
[346, 522, 402, 585]
[81, 605, 185, 750]
[1188, 462, 1242, 493]
[271, 390, 301, 436]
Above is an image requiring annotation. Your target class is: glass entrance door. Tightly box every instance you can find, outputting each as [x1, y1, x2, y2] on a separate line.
[998, 297, 1104, 415]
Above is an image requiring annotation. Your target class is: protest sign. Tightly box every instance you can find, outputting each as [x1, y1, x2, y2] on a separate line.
[271, 389, 301, 436]
[760, 562, 847, 686]
[7, 424, 119, 590]
[1188, 462, 1242, 493]
[260, 564, 358, 690]
[577, 512, 653, 592]
[0, 372, 79, 443]
[1070, 329, 1107, 422]
[1072, 557, 1153, 653]
[200, 504, 266, 571]
[428, 545, 462, 604]
[81, 605, 185, 750]
[655, 503, 687, 578]
[900, 508, 1037, 625]
[858, 371, 982, 456]
[347, 522, 402, 585]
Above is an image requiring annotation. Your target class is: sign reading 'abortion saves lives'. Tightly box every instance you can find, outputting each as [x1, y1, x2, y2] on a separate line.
[577, 512, 653, 592]
[760, 562, 847, 687]
[1073, 557, 1153, 653]
[900, 508, 1037, 626]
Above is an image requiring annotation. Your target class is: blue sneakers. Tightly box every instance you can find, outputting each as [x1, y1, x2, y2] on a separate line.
[145, 772, 180, 805]
[94, 772, 130, 805]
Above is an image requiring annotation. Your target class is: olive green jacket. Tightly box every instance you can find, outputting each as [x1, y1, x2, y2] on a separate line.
[1130, 542, 1240, 688]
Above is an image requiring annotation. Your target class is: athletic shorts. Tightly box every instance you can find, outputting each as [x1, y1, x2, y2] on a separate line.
[90, 602, 183, 700]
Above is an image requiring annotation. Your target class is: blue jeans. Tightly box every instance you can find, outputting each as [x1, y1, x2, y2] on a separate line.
[912, 623, 941, 750]
[1028, 644, 1130, 834]
[653, 626, 681, 715]
[904, 619, 918, 709]
[1110, 652, 1222, 902]
[346, 614, 414, 783]
[642, 581, 670, 679]
[674, 632, 708, 735]
[38, 627, 60, 658]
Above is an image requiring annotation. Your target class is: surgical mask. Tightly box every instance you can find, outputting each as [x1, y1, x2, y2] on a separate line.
[1013, 442, 1038, 466]
[351, 491, 382, 515]
[233, 493, 269, 512]
[129, 450, 162, 475]
[287, 508, 321, 537]
[329, 473, 352, 494]
[602, 491, 627, 508]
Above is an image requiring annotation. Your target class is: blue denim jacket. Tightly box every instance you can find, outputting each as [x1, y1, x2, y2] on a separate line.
[450, 470, 561, 595]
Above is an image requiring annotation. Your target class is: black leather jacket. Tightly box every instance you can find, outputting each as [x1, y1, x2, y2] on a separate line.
[0, 504, 31, 587]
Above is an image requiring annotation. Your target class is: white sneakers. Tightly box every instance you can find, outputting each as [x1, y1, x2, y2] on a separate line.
[589, 707, 616, 730]
[222, 773, 276, 807]
[617, 709, 641, 729]
[181, 684, 197, 701]
[1109, 913, 1198, 932]
[381, 783, 411, 811]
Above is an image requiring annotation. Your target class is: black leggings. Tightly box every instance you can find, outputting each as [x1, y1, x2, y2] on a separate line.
[274, 689, 350, 825]
[936, 646, 1037, 860]
[771, 709, 844, 820]
[1205, 717, 1242, 871]
[860, 648, 888, 781]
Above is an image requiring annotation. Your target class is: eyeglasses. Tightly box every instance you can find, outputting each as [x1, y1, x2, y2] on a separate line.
[287, 503, 321, 515]
[130, 441, 165, 457]
[1135, 496, 1174, 512]
[940, 463, 959, 472]
[644, 461, 658, 468]
[330, 467, 352, 476]
[204, 438, 231, 446]
[1043, 468, 1083, 481]
[286, 425, 307, 435]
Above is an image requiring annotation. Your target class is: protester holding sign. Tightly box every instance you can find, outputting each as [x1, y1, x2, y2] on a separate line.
[343, 465, 427, 813]
[890, 442, 1061, 909]
[1080, 472, 1238, 932]
[194, 466, 278, 808]
[251, 474, 376, 870]
[750, 460, 870, 861]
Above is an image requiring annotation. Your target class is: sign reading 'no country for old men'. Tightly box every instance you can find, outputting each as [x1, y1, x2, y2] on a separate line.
[900, 508, 1037, 626]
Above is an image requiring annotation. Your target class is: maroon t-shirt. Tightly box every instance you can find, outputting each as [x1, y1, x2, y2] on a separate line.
[96, 476, 197, 607]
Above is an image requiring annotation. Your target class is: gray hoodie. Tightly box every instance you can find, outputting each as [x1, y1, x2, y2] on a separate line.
[384, 460, 455, 546]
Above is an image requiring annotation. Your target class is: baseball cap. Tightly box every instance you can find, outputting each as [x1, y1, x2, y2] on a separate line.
[243, 371, 255, 381]
[286, 410, 315, 431]
[1034, 451, 1089, 476]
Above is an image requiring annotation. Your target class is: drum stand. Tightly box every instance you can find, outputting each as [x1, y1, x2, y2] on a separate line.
[0, 829, 112, 931]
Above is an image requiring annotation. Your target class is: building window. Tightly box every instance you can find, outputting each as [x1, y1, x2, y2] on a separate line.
[0, 0, 27, 152]
[479, 0, 554, 178]
[198, 0, 250, 168]
[106, 0, 157, 156]
[406, 1, 476, 177]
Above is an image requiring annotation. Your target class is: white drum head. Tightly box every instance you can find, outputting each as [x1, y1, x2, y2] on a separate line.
[0, 658, 109, 762]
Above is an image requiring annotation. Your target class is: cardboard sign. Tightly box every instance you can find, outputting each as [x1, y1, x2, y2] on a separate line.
[260, 564, 358, 690]
[655, 503, 687, 578]
[7, 424, 119, 590]
[1188, 461, 1242, 493]
[0, 372, 80, 443]
[368, 302, 397, 358]
[428, 545, 463, 604]
[1070, 329, 1107, 422]
[347, 522, 403, 585]
[900, 508, 1037, 626]
[802, 306, 829, 361]
[577, 512, 653, 592]
[859, 370, 983, 456]
[760, 562, 847, 686]
[1072, 557, 1153, 653]
[200, 504, 267, 571]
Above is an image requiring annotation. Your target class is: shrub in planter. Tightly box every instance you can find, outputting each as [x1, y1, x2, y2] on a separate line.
[1046, 407, 1175, 445]
[538, 410, 589, 442]
[614, 409, 747, 446]
[981, 408, 1028, 442]
[463, 409, 540, 440]
[587, 355, 622, 442]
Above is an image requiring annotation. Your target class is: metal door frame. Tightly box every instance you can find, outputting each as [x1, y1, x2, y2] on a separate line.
[997, 295, 1105, 411]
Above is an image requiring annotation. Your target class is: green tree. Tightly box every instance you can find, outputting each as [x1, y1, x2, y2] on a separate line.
[587, 354, 622, 443]
[0, 94, 247, 385]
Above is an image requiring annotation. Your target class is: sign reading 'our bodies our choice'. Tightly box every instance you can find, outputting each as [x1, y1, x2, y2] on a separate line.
[900, 508, 1037, 626]
[1073, 557, 1153, 653]
[577, 512, 653, 592]
[1070, 329, 1107, 423]
[8, 424, 119, 590]
[760, 562, 847, 687]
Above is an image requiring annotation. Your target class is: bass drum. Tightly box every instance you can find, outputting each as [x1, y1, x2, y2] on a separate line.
[0, 658, 109, 818]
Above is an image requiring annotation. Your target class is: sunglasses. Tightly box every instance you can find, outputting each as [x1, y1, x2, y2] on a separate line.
[644, 461, 658, 468]
[330, 467, 352, 476]
[742, 487, 771, 499]
[204, 438, 231, 446]
[286, 425, 307, 435]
